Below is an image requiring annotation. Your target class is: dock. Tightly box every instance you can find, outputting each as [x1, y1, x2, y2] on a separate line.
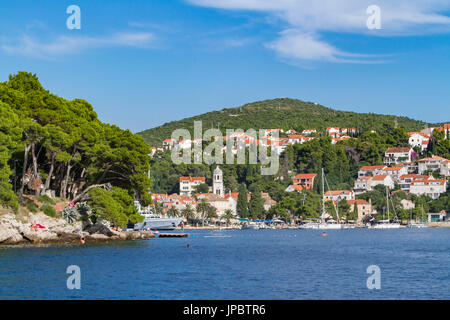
[158, 233, 189, 238]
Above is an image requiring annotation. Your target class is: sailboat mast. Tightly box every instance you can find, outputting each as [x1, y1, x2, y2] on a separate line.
[321, 168, 325, 221]
[386, 186, 390, 221]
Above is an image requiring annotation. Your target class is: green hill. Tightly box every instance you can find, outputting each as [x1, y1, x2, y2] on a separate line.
[138, 98, 433, 146]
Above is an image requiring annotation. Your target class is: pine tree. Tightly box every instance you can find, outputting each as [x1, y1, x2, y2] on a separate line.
[237, 183, 249, 218]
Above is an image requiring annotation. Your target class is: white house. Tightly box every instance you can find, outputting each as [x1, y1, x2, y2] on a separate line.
[370, 175, 395, 189]
[179, 176, 206, 195]
[418, 155, 448, 174]
[384, 147, 413, 165]
[353, 176, 372, 195]
[399, 174, 430, 191]
[410, 179, 447, 199]
[287, 134, 306, 145]
[302, 129, 317, 135]
[324, 190, 355, 202]
[408, 132, 430, 151]
[440, 160, 450, 177]
[358, 165, 387, 177]
[382, 166, 408, 182]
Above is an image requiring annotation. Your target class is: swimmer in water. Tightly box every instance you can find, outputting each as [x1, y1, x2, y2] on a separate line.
[80, 234, 85, 244]
[187, 244, 190, 248]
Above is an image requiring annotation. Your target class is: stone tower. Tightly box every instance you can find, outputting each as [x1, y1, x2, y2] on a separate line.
[213, 166, 224, 197]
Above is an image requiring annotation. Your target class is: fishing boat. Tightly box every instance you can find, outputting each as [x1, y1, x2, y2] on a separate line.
[299, 168, 342, 230]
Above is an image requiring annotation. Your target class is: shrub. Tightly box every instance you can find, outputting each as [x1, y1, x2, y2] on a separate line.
[26, 203, 38, 213]
[62, 206, 79, 223]
[38, 195, 56, 205]
[41, 204, 57, 218]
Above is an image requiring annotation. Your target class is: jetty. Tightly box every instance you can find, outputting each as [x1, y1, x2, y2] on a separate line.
[158, 233, 189, 238]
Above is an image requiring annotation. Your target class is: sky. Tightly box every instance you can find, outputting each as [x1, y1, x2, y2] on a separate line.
[0, 0, 449, 132]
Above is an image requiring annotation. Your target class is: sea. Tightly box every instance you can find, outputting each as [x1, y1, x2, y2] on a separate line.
[0, 228, 449, 300]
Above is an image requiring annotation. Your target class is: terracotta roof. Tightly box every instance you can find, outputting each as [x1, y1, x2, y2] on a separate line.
[360, 165, 386, 171]
[294, 173, 317, 179]
[324, 190, 353, 196]
[348, 200, 369, 205]
[385, 147, 411, 153]
[417, 156, 447, 162]
[288, 185, 304, 191]
[357, 176, 372, 180]
[372, 174, 389, 181]
[287, 134, 306, 139]
[400, 174, 429, 180]
[411, 179, 446, 186]
[180, 176, 206, 183]
[383, 166, 404, 171]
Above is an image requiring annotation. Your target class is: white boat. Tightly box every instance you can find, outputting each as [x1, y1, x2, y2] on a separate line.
[367, 188, 401, 229]
[407, 222, 428, 228]
[242, 222, 260, 230]
[133, 201, 183, 230]
[133, 214, 184, 230]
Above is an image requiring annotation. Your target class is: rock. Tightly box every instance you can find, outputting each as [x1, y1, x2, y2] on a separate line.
[83, 223, 113, 237]
[0, 226, 24, 244]
[86, 234, 110, 241]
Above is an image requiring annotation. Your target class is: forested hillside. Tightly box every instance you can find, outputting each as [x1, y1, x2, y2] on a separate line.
[138, 98, 435, 146]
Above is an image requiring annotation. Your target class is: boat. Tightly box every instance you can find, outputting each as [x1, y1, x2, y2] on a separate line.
[133, 214, 184, 231]
[132, 201, 183, 230]
[407, 206, 428, 228]
[299, 168, 342, 230]
[367, 187, 400, 229]
[241, 222, 260, 230]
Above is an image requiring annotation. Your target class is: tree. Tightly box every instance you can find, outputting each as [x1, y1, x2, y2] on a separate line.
[237, 183, 249, 218]
[193, 183, 209, 194]
[196, 198, 210, 227]
[249, 188, 264, 220]
[167, 206, 180, 218]
[181, 204, 195, 221]
[222, 209, 234, 226]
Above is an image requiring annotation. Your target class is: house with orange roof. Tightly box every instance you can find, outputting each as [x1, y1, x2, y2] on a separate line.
[353, 176, 373, 194]
[287, 134, 306, 145]
[440, 159, 450, 177]
[162, 138, 176, 150]
[326, 127, 340, 137]
[285, 184, 305, 192]
[293, 173, 317, 190]
[331, 136, 351, 144]
[384, 147, 413, 164]
[179, 176, 206, 195]
[408, 132, 430, 151]
[358, 165, 387, 177]
[399, 174, 431, 191]
[418, 155, 448, 174]
[410, 179, 447, 199]
[347, 199, 372, 221]
[302, 129, 317, 135]
[370, 175, 395, 189]
[323, 190, 355, 202]
[382, 165, 408, 182]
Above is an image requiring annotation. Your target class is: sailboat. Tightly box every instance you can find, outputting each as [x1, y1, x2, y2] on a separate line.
[299, 168, 342, 230]
[407, 205, 428, 228]
[369, 186, 401, 229]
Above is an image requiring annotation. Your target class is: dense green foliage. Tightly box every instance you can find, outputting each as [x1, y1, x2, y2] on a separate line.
[0, 72, 152, 225]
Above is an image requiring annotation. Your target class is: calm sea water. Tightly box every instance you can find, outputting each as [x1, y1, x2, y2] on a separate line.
[0, 229, 449, 300]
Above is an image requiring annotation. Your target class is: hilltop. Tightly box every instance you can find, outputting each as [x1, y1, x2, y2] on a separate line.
[137, 98, 432, 146]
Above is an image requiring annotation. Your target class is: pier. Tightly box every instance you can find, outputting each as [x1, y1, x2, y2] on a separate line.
[158, 233, 189, 238]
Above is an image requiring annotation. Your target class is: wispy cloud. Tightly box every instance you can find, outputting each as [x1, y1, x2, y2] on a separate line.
[187, 0, 450, 64]
[2, 32, 156, 59]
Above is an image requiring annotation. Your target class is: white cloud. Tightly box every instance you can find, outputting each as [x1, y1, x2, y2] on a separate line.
[187, 0, 450, 63]
[2, 32, 155, 59]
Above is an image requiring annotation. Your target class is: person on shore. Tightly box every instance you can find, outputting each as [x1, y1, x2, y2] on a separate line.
[80, 234, 85, 244]
[30, 221, 37, 232]
[180, 222, 185, 233]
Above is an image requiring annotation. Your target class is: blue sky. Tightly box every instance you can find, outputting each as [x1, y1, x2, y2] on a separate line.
[0, 0, 449, 132]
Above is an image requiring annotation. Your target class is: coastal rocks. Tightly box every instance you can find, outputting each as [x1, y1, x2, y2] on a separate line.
[83, 223, 114, 237]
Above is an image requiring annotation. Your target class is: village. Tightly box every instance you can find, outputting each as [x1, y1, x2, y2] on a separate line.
[146, 124, 450, 227]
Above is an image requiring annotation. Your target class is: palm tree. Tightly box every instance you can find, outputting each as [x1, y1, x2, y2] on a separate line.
[222, 209, 234, 227]
[196, 198, 210, 227]
[181, 204, 195, 222]
[207, 206, 217, 225]
[167, 206, 179, 218]
[153, 202, 164, 216]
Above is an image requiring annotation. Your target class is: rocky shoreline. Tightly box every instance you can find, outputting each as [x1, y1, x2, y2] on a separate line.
[0, 213, 154, 246]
